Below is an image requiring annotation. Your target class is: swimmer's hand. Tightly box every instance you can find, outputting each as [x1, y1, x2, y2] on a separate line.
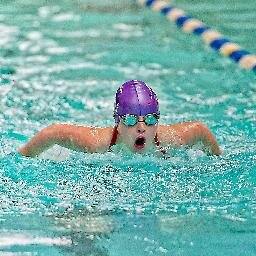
[18, 124, 113, 157]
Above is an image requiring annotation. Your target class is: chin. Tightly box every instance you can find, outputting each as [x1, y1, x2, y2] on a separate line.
[133, 147, 146, 153]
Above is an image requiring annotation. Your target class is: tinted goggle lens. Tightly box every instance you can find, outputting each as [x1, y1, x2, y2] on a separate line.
[121, 114, 159, 126]
[122, 115, 138, 126]
[145, 114, 158, 125]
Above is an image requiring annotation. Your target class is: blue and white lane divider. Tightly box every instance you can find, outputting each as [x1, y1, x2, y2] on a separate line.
[138, 0, 256, 73]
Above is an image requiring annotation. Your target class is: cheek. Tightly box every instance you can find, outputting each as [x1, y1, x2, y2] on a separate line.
[118, 125, 136, 141]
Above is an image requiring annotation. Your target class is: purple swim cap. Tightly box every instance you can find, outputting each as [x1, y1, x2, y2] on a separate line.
[114, 80, 159, 123]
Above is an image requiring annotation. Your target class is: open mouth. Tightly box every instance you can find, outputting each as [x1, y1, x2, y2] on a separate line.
[134, 137, 146, 149]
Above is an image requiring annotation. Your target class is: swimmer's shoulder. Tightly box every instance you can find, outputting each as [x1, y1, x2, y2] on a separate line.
[156, 124, 183, 146]
[86, 126, 115, 140]
[156, 121, 206, 146]
[77, 125, 115, 152]
[52, 124, 115, 152]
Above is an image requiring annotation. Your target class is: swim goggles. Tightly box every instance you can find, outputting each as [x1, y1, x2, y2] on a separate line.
[120, 113, 160, 126]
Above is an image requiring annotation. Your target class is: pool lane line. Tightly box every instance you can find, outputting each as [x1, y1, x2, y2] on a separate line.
[138, 0, 256, 74]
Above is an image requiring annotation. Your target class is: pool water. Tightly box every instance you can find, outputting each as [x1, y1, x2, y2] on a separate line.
[0, 0, 256, 255]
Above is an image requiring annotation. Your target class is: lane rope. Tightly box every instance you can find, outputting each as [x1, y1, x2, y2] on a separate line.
[138, 0, 256, 73]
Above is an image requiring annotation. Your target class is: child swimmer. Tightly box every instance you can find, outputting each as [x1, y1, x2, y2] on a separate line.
[19, 80, 221, 157]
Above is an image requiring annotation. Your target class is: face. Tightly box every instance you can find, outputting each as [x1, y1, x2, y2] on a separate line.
[117, 116, 158, 153]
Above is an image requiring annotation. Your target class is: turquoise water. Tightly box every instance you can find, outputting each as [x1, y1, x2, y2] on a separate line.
[0, 0, 256, 255]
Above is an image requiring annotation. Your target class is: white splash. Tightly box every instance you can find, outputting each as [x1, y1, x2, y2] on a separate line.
[52, 13, 80, 22]
[0, 233, 72, 248]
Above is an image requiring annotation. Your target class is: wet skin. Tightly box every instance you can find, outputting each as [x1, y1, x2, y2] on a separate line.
[19, 118, 221, 157]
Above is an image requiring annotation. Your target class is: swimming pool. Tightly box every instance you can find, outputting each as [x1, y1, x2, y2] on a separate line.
[0, 0, 255, 255]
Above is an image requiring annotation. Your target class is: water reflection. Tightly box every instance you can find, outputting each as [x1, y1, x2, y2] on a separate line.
[0, 210, 114, 255]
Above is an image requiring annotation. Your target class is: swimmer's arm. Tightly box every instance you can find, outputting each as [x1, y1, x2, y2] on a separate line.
[18, 124, 113, 157]
[158, 121, 221, 156]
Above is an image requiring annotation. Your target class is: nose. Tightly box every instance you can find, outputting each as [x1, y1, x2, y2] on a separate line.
[137, 121, 146, 134]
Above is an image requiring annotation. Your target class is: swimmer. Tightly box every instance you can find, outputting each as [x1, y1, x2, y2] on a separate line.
[19, 80, 221, 157]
